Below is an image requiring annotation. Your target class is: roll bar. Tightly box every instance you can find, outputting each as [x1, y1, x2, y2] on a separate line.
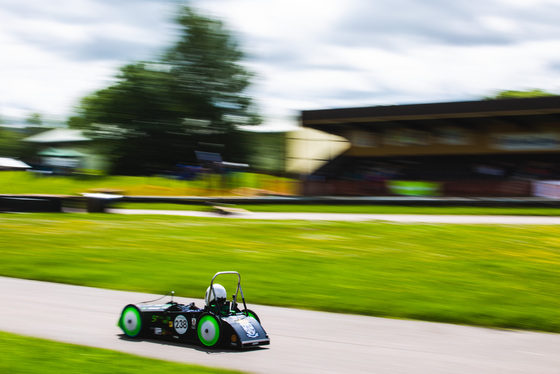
[208, 271, 248, 316]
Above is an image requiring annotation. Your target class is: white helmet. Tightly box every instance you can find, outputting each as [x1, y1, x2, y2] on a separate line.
[205, 283, 227, 305]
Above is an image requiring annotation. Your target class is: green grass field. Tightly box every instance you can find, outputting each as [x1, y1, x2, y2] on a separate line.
[0, 171, 295, 196]
[0, 331, 243, 374]
[114, 202, 560, 215]
[1, 213, 559, 333]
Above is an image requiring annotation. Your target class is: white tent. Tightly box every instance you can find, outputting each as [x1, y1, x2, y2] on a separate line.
[0, 157, 30, 169]
[23, 129, 91, 143]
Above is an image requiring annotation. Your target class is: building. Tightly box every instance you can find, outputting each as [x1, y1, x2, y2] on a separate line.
[290, 96, 560, 196]
[23, 128, 107, 174]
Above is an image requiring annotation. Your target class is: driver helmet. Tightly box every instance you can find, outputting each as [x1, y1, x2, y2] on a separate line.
[205, 283, 227, 306]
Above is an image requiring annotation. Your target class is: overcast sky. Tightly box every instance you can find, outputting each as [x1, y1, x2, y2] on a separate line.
[2, 0, 560, 130]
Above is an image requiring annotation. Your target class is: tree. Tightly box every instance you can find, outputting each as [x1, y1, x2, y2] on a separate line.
[26, 112, 43, 126]
[70, 63, 186, 175]
[485, 89, 558, 100]
[0, 127, 23, 158]
[164, 8, 260, 133]
[245, 131, 286, 173]
[69, 6, 260, 175]
[0, 113, 37, 159]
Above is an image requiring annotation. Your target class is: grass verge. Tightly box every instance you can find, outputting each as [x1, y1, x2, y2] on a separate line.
[0, 171, 295, 196]
[1, 214, 559, 333]
[114, 202, 560, 215]
[0, 331, 244, 374]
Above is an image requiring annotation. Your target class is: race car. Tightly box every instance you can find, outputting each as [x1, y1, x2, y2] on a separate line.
[117, 271, 270, 349]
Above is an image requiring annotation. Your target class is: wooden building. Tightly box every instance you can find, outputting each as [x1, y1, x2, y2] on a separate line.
[292, 96, 560, 196]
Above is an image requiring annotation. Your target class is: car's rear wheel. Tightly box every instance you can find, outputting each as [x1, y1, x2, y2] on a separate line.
[119, 305, 143, 338]
[242, 309, 260, 323]
[197, 313, 222, 347]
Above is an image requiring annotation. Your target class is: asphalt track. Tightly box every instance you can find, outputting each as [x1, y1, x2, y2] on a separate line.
[1, 276, 559, 374]
[108, 208, 560, 224]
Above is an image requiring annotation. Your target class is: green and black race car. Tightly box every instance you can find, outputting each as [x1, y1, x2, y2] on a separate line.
[118, 271, 270, 349]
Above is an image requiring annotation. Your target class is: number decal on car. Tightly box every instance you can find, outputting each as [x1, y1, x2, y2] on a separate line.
[174, 315, 189, 334]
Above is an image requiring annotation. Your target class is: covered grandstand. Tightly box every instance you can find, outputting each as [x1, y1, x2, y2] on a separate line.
[291, 96, 560, 196]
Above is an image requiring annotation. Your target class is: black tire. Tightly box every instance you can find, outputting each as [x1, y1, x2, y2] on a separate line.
[119, 304, 144, 338]
[197, 313, 222, 348]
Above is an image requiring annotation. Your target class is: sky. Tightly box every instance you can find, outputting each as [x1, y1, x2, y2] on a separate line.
[2, 0, 560, 131]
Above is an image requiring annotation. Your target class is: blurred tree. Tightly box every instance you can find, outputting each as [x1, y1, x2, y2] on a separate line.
[485, 89, 558, 100]
[0, 126, 38, 160]
[69, 6, 260, 175]
[245, 131, 286, 173]
[0, 127, 23, 158]
[0, 113, 37, 159]
[165, 8, 260, 134]
[26, 112, 43, 126]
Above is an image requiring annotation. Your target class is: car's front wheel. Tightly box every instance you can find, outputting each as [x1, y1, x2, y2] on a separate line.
[197, 313, 222, 348]
[242, 309, 260, 323]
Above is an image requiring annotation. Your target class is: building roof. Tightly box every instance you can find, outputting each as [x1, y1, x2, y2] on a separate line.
[302, 96, 560, 123]
[301, 96, 560, 138]
[0, 157, 30, 169]
[23, 129, 91, 143]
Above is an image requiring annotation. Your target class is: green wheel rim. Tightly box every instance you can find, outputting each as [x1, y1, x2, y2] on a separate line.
[197, 315, 220, 347]
[120, 306, 142, 337]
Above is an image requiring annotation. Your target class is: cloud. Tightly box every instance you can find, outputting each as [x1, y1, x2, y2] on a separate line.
[191, 0, 560, 127]
[2, 1, 175, 62]
[2, 0, 560, 131]
[0, 0, 176, 120]
[332, 0, 560, 49]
